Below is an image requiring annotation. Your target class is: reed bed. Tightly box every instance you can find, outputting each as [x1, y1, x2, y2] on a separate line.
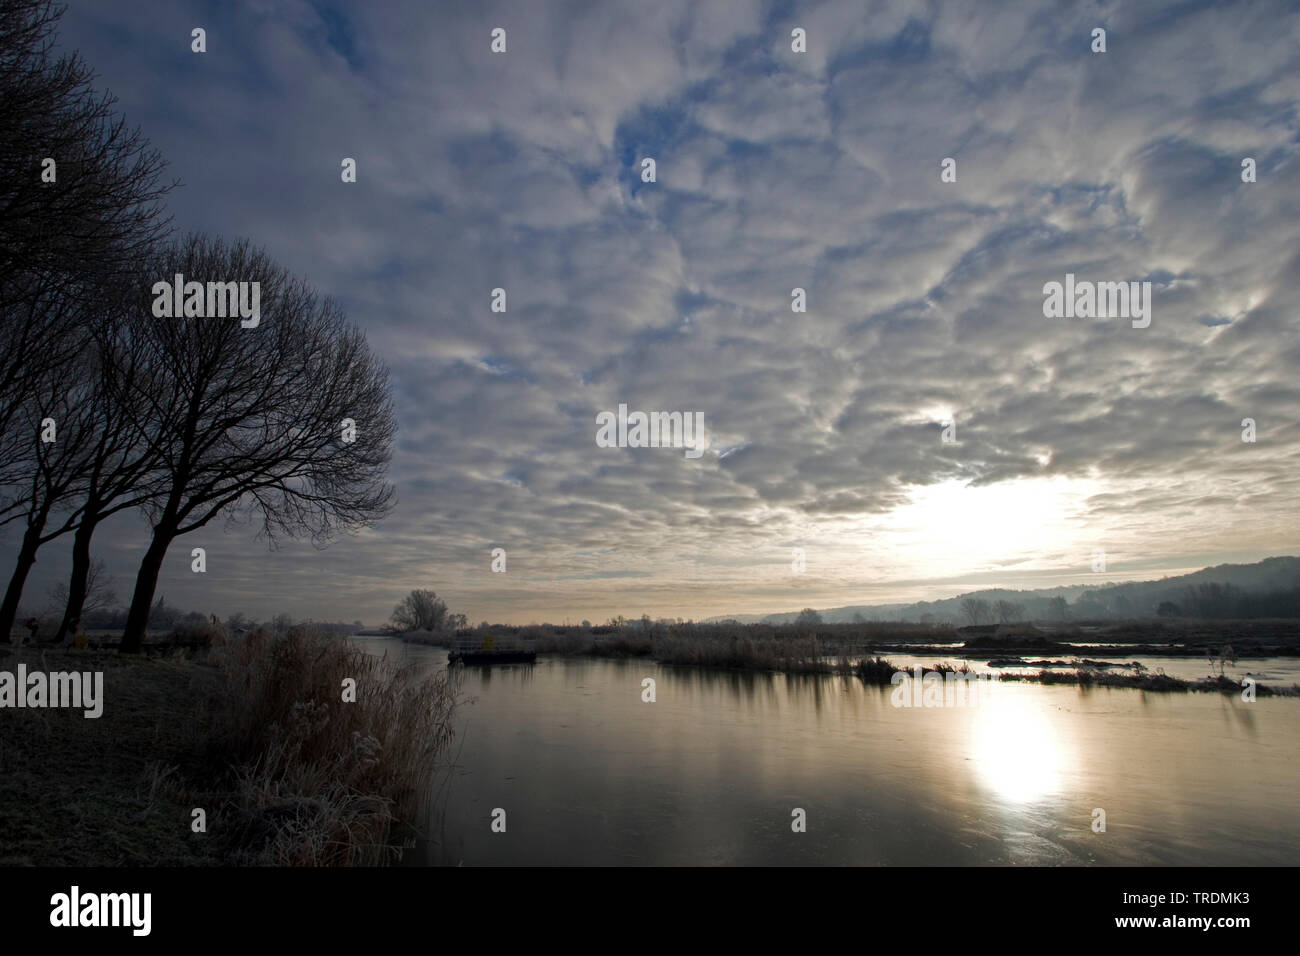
[208, 627, 457, 865]
[997, 667, 1298, 696]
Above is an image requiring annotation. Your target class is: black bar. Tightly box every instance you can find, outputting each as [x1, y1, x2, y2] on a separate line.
[3, 866, 1284, 943]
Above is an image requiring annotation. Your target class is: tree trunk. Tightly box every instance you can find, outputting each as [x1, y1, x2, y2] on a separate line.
[55, 513, 99, 643]
[0, 514, 49, 643]
[120, 526, 174, 654]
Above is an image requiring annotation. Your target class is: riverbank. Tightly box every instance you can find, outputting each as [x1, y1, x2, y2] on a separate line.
[402, 626, 1300, 695]
[0, 629, 457, 865]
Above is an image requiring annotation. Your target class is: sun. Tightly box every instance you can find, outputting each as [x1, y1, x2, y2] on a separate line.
[878, 476, 1099, 577]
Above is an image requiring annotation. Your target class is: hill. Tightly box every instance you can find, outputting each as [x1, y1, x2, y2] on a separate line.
[706, 556, 1300, 625]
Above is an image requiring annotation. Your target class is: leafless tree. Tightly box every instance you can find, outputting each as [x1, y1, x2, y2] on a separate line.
[960, 597, 991, 626]
[794, 607, 823, 627]
[44, 556, 113, 619]
[0, 0, 173, 640]
[0, 0, 173, 481]
[391, 589, 449, 632]
[116, 233, 396, 653]
[0, 345, 102, 638]
[52, 268, 172, 642]
[994, 600, 1025, 624]
[0, 271, 166, 641]
[1209, 643, 1237, 679]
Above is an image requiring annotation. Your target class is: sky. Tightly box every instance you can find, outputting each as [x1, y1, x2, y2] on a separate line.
[8, 0, 1300, 626]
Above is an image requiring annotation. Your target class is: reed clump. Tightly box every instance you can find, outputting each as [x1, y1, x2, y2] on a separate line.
[851, 656, 903, 684]
[208, 626, 456, 865]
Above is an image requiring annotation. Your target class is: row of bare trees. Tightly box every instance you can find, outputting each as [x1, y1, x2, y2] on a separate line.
[1, 0, 396, 652]
[959, 597, 1027, 626]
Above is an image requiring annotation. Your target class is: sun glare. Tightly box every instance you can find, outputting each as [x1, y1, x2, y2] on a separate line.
[879, 476, 1098, 576]
[969, 690, 1073, 804]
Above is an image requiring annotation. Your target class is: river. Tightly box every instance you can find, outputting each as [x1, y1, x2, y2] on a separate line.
[354, 636, 1300, 866]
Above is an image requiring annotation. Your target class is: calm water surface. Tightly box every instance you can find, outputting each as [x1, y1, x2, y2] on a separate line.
[356, 637, 1300, 866]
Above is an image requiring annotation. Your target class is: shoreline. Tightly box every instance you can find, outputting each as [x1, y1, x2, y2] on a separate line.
[396, 631, 1300, 696]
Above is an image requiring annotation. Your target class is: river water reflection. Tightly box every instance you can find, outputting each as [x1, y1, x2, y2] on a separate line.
[355, 637, 1299, 866]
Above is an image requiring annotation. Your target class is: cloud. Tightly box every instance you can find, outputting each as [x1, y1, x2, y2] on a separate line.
[7, 0, 1296, 624]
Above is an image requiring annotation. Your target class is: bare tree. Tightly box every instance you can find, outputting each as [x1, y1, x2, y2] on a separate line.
[45, 557, 113, 619]
[0, 0, 173, 477]
[391, 589, 449, 632]
[82, 557, 115, 614]
[0, 348, 102, 639]
[0, 270, 166, 641]
[794, 607, 823, 627]
[0, 0, 173, 640]
[1209, 643, 1237, 679]
[994, 600, 1025, 624]
[116, 233, 396, 653]
[52, 268, 171, 642]
[960, 597, 991, 626]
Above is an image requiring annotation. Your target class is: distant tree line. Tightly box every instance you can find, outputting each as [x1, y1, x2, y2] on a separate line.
[1, 0, 395, 651]
[34, 595, 364, 638]
[1156, 584, 1300, 620]
[911, 583, 1300, 626]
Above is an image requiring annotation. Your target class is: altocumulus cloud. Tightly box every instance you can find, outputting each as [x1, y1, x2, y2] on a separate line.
[11, 0, 1298, 624]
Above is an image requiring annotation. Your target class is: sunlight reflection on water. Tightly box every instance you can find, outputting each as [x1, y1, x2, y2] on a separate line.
[353, 637, 1300, 866]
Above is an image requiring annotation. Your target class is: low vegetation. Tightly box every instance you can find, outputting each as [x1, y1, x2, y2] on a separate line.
[405, 617, 1300, 696]
[996, 668, 1298, 696]
[209, 627, 456, 865]
[0, 626, 457, 865]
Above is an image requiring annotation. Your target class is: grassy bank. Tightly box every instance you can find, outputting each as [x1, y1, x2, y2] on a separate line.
[0, 647, 225, 865]
[0, 628, 457, 865]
